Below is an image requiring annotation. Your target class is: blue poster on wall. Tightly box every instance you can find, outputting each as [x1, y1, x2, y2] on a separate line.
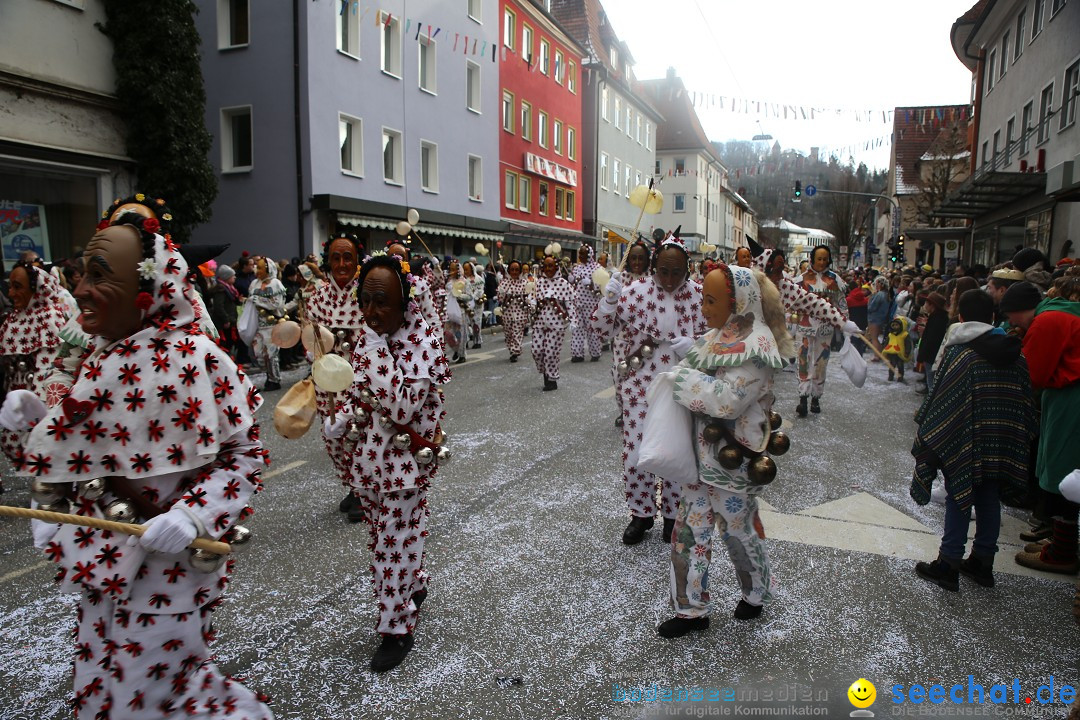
[0, 201, 50, 270]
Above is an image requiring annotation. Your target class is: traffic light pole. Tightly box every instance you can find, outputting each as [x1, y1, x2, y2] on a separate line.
[802, 188, 900, 267]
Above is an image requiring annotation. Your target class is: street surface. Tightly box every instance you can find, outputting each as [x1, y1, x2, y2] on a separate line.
[0, 327, 1076, 719]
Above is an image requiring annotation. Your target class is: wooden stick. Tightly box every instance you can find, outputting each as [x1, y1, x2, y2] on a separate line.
[858, 333, 891, 365]
[0, 505, 233, 555]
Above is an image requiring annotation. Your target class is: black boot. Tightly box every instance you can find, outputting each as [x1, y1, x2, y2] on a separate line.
[339, 493, 359, 513]
[509, 354, 519, 363]
[571, 356, 585, 363]
[958, 554, 995, 587]
[347, 504, 366, 523]
[412, 588, 428, 610]
[915, 555, 959, 592]
[370, 633, 414, 672]
[796, 396, 808, 418]
[733, 600, 763, 620]
[661, 517, 676, 544]
[622, 516, 654, 545]
[810, 397, 821, 414]
[543, 376, 558, 391]
[657, 616, 709, 638]
[590, 355, 601, 362]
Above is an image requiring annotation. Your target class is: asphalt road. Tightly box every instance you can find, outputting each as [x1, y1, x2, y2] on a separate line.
[0, 327, 1076, 719]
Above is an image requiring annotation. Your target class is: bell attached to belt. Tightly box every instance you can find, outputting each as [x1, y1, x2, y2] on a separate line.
[716, 444, 744, 470]
[345, 421, 361, 441]
[437, 446, 452, 462]
[702, 422, 725, 445]
[628, 355, 643, 371]
[352, 407, 369, 426]
[31, 479, 67, 506]
[379, 415, 395, 430]
[392, 432, 412, 450]
[639, 343, 655, 360]
[224, 524, 252, 550]
[769, 411, 783, 430]
[766, 431, 790, 456]
[746, 455, 777, 486]
[77, 477, 107, 501]
[415, 447, 435, 466]
[189, 548, 227, 573]
[102, 500, 137, 524]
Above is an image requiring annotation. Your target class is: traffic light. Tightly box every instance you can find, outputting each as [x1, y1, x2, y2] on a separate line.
[897, 233, 905, 259]
[793, 180, 802, 202]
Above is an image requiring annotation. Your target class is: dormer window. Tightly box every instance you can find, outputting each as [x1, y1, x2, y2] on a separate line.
[610, 46, 618, 69]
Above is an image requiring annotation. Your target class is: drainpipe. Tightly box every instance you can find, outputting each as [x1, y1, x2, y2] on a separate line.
[293, 0, 306, 259]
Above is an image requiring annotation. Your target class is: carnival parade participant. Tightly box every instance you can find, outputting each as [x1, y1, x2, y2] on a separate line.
[248, 256, 287, 391]
[444, 260, 468, 364]
[323, 254, 451, 672]
[593, 230, 705, 545]
[591, 240, 651, 427]
[2, 218, 272, 718]
[792, 246, 848, 416]
[496, 259, 531, 362]
[655, 264, 794, 637]
[734, 246, 754, 268]
[568, 244, 603, 363]
[461, 261, 485, 350]
[307, 232, 367, 519]
[531, 254, 574, 391]
[386, 239, 441, 335]
[0, 260, 70, 489]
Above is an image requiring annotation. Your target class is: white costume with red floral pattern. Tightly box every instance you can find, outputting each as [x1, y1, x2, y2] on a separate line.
[496, 276, 530, 357]
[569, 247, 603, 359]
[591, 269, 645, 419]
[531, 274, 574, 380]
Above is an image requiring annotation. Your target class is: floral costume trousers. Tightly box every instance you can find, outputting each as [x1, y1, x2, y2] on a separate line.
[251, 325, 281, 384]
[532, 326, 566, 380]
[570, 296, 602, 359]
[796, 332, 831, 398]
[669, 481, 774, 617]
[72, 593, 272, 719]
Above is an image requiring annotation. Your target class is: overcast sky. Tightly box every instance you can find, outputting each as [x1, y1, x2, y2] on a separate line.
[603, 0, 976, 170]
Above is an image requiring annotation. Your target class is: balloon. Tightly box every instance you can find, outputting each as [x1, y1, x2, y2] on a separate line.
[551, 242, 562, 255]
[629, 185, 664, 213]
[407, 208, 420, 225]
[311, 354, 354, 393]
[270, 320, 301, 348]
[396, 221, 412, 237]
[700, 242, 717, 255]
[301, 323, 335, 353]
[544, 244, 554, 256]
[477, 245, 489, 256]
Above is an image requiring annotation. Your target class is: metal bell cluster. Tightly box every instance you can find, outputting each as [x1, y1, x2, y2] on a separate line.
[703, 412, 785, 487]
[31, 479, 69, 514]
[618, 341, 656, 378]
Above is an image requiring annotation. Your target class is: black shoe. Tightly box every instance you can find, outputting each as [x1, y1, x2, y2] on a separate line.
[614, 416, 623, 428]
[733, 600, 763, 620]
[412, 588, 428, 610]
[796, 396, 808, 418]
[262, 380, 282, 392]
[347, 505, 366, 524]
[339, 493, 359, 512]
[622, 516, 654, 545]
[810, 397, 821, 414]
[571, 356, 585, 363]
[657, 616, 709, 638]
[370, 633, 414, 673]
[915, 556, 959, 592]
[543, 377, 558, 391]
[510, 354, 519, 363]
[888, 370, 895, 382]
[661, 517, 676, 544]
[590, 355, 601, 362]
[455, 356, 467, 365]
[958, 555, 995, 588]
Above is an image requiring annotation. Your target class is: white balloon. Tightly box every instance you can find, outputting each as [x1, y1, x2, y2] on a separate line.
[544, 244, 554, 256]
[551, 242, 562, 256]
[270, 320, 301, 348]
[300, 324, 335, 353]
[407, 209, 420, 226]
[396, 221, 412, 237]
[311, 354, 353, 393]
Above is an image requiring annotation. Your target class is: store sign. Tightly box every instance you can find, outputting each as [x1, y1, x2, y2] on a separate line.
[943, 239, 959, 260]
[524, 153, 577, 187]
[0, 201, 50, 269]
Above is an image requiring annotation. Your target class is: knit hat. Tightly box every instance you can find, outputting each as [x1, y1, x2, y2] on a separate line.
[925, 291, 947, 311]
[1012, 248, 1048, 272]
[998, 281, 1041, 313]
[216, 264, 236, 281]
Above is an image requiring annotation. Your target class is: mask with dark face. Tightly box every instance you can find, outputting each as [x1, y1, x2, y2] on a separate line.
[360, 266, 405, 337]
[75, 225, 145, 340]
[328, 238, 359, 288]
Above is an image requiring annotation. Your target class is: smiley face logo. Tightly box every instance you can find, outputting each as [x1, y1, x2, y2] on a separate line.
[848, 678, 876, 709]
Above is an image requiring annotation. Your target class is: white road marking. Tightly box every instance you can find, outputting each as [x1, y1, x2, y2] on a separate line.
[592, 386, 617, 400]
[0, 561, 48, 584]
[262, 460, 307, 480]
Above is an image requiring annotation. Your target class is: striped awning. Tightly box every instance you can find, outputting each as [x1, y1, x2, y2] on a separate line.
[336, 213, 502, 243]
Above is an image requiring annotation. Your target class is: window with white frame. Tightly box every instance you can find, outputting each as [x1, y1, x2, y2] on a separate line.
[503, 7, 516, 50]
[553, 119, 563, 154]
[992, 129, 1001, 163]
[614, 97, 622, 130]
[601, 86, 609, 121]
[382, 128, 403, 184]
[538, 182, 549, 215]
[218, 0, 250, 49]
[555, 50, 564, 84]
[986, 52, 996, 90]
[518, 175, 531, 212]
[1061, 60, 1079, 130]
[609, 46, 618, 68]
[468, 155, 482, 201]
[381, 12, 401, 76]
[981, 140, 989, 168]
[612, 158, 621, 195]
[565, 190, 575, 222]
[568, 61, 576, 93]
[635, 170, 642, 188]
[673, 193, 685, 212]
[567, 126, 576, 160]
[625, 107, 632, 136]
[538, 111, 549, 148]
[1000, 31, 1009, 77]
[522, 24, 534, 63]
[1015, 9, 1026, 59]
[421, 141, 438, 192]
[468, 0, 482, 23]
[635, 115, 642, 144]
[654, 158, 660, 175]
[335, 1, 359, 57]
[221, 106, 253, 172]
[675, 157, 686, 174]
[645, 121, 652, 150]
[504, 171, 517, 208]
[1006, 116, 1016, 163]
[554, 187, 565, 219]
[1051, 0, 1066, 15]
[1021, 101, 1033, 154]
[1037, 83, 1053, 143]
[624, 164, 631, 194]
[419, 35, 436, 93]
[521, 101, 533, 141]
[1032, 0, 1045, 38]
[339, 114, 362, 175]
[600, 153, 609, 189]
[540, 39, 550, 75]
[466, 61, 481, 112]
[502, 91, 514, 133]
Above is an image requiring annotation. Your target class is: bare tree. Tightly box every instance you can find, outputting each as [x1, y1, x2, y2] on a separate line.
[911, 124, 969, 227]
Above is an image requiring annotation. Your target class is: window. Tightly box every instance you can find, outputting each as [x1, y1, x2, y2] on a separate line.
[540, 39, 550, 75]
[504, 171, 517, 209]
[538, 182, 549, 215]
[654, 159, 661, 175]
[466, 61, 481, 112]
[1038, 83, 1054, 144]
[625, 107, 632, 136]
[565, 190, 575, 222]
[675, 157, 686, 175]
[518, 175, 531, 212]
[218, 0, 249, 49]
[380, 12, 401, 76]
[645, 121, 652, 150]
[614, 97, 622, 130]
[601, 86, 609, 121]
[1000, 31, 1009, 77]
[468, 0, 482, 23]
[521, 101, 532, 141]
[981, 140, 990, 168]
[221, 106, 253, 172]
[334, 0, 358, 56]
[624, 164, 631, 194]
[635, 170, 642, 188]
[635, 115, 642, 144]
[612, 158, 621, 195]
[1062, 60, 1079, 130]
[522, 24, 533, 63]
[1006, 116, 1016, 163]
[420, 141, 438, 192]
[567, 126, 576, 160]
[673, 193, 685, 212]
[555, 50, 564, 84]
[986, 50, 996, 91]
[468, 155, 482, 201]
[503, 7, 516, 50]
[1015, 9, 1026, 59]
[992, 130, 1001, 164]
[1032, 0, 1045, 38]
[1052, 0, 1067, 15]
[553, 119, 563, 155]
[538, 111, 549, 148]
[419, 35, 436, 93]
[568, 61, 576, 93]
[502, 91, 514, 133]
[1021, 101, 1033, 155]
[554, 187, 565, 219]
[382, 128, 403, 184]
[600, 153, 609, 189]
[609, 46, 618, 68]
[339, 114, 362, 175]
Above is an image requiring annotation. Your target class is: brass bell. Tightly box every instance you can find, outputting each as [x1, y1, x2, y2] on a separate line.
[747, 455, 777, 486]
[766, 431, 790, 456]
[31, 479, 66, 506]
[415, 447, 435, 466]
[102, 500, 137, 524]
[769, 411, 782, 430]
[379, 415, 395, 430]
[189, 548, 227, 573]
[78, 477, 107, 500]
[345, 421, 361, 441]
[640, 344, 654, 359]
[437, 446, 452, 462]
[340, 341, 352, 354]
[628, 356, 643, 371]
[38, 498, 70, 515]
[702, 423, 725, 445]
[616, 361, 629, 378]
[717, 444, 743, 469]
[392, 432, 411, 450]
[353, 407, 369, 426]
[225, 524, 252, 550]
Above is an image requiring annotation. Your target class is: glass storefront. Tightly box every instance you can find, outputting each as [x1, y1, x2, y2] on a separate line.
[0, 163, 99, 270]
[971, 206, 1052, 268]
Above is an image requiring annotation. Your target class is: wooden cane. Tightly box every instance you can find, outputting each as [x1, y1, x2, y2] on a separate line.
[858, 333, 892, 365]
[0, 505, 233, 555]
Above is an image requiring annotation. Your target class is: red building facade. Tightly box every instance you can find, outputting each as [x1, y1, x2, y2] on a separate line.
[499, 0, 586, 254]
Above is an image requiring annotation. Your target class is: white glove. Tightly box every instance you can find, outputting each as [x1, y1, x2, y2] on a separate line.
[324, 413, 349, 440]
[670, 336, 696, 358]
[29, 501, 60, 550]
[841, 320, 862, 335]
[1060, 469, 1080, 504]
[604, 276, 624, 301]
[0, 389, 47, 432]
[139, 507, 201, 555]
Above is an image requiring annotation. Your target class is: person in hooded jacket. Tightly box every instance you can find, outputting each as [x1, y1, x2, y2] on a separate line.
[247, 256, 287, 391]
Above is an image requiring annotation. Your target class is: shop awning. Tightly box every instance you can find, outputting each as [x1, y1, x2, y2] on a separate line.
[337, 213, 503, 243]
[504, 221, 595, 248]
[524, 153, 578, 187]
[931, 170, 1046, 219]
